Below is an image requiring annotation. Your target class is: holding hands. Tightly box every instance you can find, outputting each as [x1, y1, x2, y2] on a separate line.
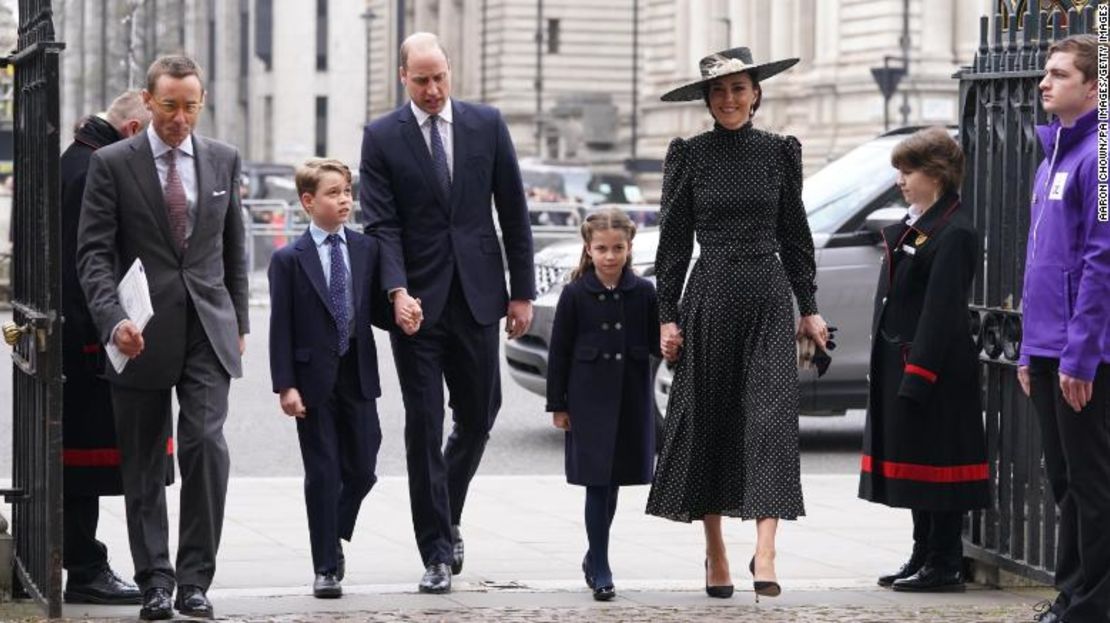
[796, 314, 829, 350]
[660, 322, 684, 363]
[392, 290, 423, 335]
[506, 300, 534, 339]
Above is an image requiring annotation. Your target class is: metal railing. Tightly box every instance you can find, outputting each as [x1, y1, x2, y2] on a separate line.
[957, 0, 1096, 585]
[1, 0, 65, 615]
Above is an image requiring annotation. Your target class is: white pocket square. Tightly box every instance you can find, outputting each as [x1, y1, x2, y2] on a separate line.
[212, 190, 227, 196]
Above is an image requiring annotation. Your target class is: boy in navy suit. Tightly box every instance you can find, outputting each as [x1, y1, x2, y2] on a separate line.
[268, 159, 413, 598]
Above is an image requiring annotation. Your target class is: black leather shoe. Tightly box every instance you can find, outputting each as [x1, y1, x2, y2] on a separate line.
[138, 587, 173, 621]
[593, 584, 616, 601]
[174, 585, 214, 618]
[451, 525, 464, 575]
[418, 563, 452, 594]
[64, 566, 142, 605]
[891, 565, 965, 592]
[337, 542, 346, 582]
[878, 553, 925, 587]
[313, 573, 342, 599]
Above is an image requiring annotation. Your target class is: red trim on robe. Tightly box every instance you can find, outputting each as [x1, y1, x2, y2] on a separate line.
[861, 455, 988, 483]
[904, 364, 937, 383]
[63, 437, 174, 467]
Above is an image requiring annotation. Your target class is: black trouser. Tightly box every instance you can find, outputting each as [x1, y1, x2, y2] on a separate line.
[63, 494, 108, 582]
[296, 343, 381, 575]
[1029, 358, 1110, 623]
[110, 305, 231, 593]
[391, 276, 502, 566]
[910, 509, 962, 571]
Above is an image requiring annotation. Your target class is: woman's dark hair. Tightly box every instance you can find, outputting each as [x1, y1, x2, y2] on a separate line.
[702, 71, 762, 118]
[890, 126, 965, 195]
[570, 207, 637, 281]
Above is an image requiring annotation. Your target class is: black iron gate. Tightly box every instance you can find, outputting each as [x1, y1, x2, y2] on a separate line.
[1, 0, 65, 616]
[958, 0, 1098, 584]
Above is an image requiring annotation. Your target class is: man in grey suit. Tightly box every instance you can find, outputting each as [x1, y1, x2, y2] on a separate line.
[77, 55, 248, 621]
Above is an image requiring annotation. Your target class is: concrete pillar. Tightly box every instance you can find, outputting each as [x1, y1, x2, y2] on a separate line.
[813, 0, 839, 66]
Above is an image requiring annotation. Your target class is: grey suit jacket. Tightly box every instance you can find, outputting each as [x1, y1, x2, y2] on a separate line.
[77, 131, 250, 389]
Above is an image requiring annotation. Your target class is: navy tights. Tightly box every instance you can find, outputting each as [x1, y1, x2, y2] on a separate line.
[585, 485, 620, 587]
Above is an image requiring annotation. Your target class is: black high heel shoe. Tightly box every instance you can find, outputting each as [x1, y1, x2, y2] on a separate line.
[704, 558, 734, 598]
[750, 556, 782, 601]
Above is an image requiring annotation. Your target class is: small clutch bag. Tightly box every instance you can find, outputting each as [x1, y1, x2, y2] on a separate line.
[797, 326, 836, 378]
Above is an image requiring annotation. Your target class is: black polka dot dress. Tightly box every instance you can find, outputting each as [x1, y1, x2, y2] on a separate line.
[645, 121, 818, 522]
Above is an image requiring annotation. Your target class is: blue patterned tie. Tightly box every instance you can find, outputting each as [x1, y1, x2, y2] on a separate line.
[326, 234, 350, 355]
[429, 115, 451, 195]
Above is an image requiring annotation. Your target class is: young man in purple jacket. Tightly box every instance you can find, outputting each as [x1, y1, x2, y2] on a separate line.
[1016, 34, 1108, 623]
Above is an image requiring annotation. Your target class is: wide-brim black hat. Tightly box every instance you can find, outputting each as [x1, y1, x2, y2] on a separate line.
[660, 47, 799, 102]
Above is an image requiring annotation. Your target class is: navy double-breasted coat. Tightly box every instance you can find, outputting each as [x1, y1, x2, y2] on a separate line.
[546, 267, 661, 486]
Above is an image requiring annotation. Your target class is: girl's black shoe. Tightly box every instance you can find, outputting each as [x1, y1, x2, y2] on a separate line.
[582, 554, 595, 589]
[704, 558, 734, 598]
[592, 584, 616, 601]
[750, 556, 782, 601]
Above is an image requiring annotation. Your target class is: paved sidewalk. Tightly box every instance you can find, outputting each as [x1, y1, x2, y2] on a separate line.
[2, 474, 1052, 621]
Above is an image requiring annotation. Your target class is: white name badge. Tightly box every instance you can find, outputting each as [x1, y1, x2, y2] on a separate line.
[901, 244, 917, 256]
[1049, 172, 1069, 200]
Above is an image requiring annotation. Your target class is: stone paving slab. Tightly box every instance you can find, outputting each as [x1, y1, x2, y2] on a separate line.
[0, 474, 1056, 622]
[2, 587, 1052, 622]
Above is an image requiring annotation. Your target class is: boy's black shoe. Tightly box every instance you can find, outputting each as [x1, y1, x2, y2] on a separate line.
[313, 573, 342, 598]
[418, 563, 452, 594]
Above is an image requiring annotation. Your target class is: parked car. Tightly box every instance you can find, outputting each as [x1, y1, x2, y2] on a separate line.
[505, 127, 944, 435]
[520, 161, 644, 206]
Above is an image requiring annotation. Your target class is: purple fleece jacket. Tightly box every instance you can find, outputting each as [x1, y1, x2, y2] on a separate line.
[1019, 108, 1109, 380]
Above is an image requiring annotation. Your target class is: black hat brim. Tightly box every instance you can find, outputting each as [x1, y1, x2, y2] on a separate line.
[660, 58, 800, 102]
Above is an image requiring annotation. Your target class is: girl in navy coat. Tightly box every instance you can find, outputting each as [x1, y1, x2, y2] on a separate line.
[546, 208, 671, 600]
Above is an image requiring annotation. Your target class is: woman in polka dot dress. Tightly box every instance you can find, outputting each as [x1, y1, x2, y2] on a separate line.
[646, 47, 829, 599]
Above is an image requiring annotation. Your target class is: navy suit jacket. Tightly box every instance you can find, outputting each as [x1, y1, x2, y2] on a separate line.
[358, 100, 535, 326]
[268, 227, 402, 408]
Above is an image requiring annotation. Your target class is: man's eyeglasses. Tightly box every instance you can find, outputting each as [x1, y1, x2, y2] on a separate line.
[154, 100, 203, 115]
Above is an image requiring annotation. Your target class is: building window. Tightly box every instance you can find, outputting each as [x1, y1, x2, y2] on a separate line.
[256, 0, 273, 70]
[264, 95, 274, 162]
[315, 96, 328, 156]
[316, 0, 329, 71]
[547, 18, 560, 54]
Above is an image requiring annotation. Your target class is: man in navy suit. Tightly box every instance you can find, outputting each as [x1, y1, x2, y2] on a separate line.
[269, 159, 407, 598]
[359, 32, 535, 594]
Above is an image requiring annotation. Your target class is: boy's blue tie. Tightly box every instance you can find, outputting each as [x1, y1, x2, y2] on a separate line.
[429, 115, 451, 196]
[326, 233, 349, 355]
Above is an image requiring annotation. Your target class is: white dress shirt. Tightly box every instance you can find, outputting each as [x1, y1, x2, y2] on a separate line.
[309, 222, 354, 330]
[410, 99, 454, 180]
[906, 204, 924, 227]
[147, 124, 198, 238]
